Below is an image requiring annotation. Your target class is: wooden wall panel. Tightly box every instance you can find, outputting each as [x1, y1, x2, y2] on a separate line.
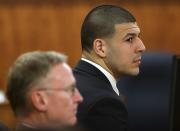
[0, 1, 179, 90]
[0, 103, 16, 130]
[0, 4, 84, 90]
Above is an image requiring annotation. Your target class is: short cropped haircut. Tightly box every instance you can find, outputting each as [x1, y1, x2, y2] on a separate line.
[6, 51, 67, 116]
[81, 5, 136, 52]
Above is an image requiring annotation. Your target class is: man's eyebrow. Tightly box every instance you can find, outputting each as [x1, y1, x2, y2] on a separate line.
[124, 33, 138, 37]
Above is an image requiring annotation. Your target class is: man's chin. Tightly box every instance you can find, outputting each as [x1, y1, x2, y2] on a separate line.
[69, 117, 77, 126]
[128, 69, 140, 76]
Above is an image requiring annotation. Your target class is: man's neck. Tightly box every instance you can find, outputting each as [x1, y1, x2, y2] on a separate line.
[17, 112, 48, 129]
[82, 51, 116, 80]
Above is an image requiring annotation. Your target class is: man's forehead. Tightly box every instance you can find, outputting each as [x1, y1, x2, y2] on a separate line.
[115, 22, 140, 34]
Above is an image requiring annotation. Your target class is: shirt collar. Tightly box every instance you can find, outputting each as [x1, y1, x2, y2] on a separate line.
[81, 58, 119, 96]
[20, 122, 36, 129]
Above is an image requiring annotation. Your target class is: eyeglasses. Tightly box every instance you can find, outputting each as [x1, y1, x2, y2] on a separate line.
[37, 84, 76, 97]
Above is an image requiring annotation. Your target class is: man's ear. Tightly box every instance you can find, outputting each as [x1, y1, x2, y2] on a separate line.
[93, 39, 106, 58]
[31, 91, 48, 112]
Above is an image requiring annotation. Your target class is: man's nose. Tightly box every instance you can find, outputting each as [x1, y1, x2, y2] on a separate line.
[137, 38, 146, 53]
[74, 88, 83, 103]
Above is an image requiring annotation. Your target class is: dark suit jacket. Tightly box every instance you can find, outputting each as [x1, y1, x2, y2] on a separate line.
[16, 124, 41, 131]
[73, 60, 128, 131]
[0, 122, 10, 131]
[16, 124, 81, 131]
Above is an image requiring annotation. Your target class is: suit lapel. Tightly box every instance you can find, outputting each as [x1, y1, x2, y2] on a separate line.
[74, 60, 111, 85]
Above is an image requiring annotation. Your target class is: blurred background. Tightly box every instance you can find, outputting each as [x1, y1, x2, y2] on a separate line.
[0, 0, 180, 129]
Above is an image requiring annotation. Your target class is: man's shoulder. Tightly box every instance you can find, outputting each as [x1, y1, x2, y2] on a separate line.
[0, 122, 10, 131]
[90, 96, 127, 110]
[78, 90, 124, 116]
[73, 60, 107, 81]
[77, 96, 128, 131]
